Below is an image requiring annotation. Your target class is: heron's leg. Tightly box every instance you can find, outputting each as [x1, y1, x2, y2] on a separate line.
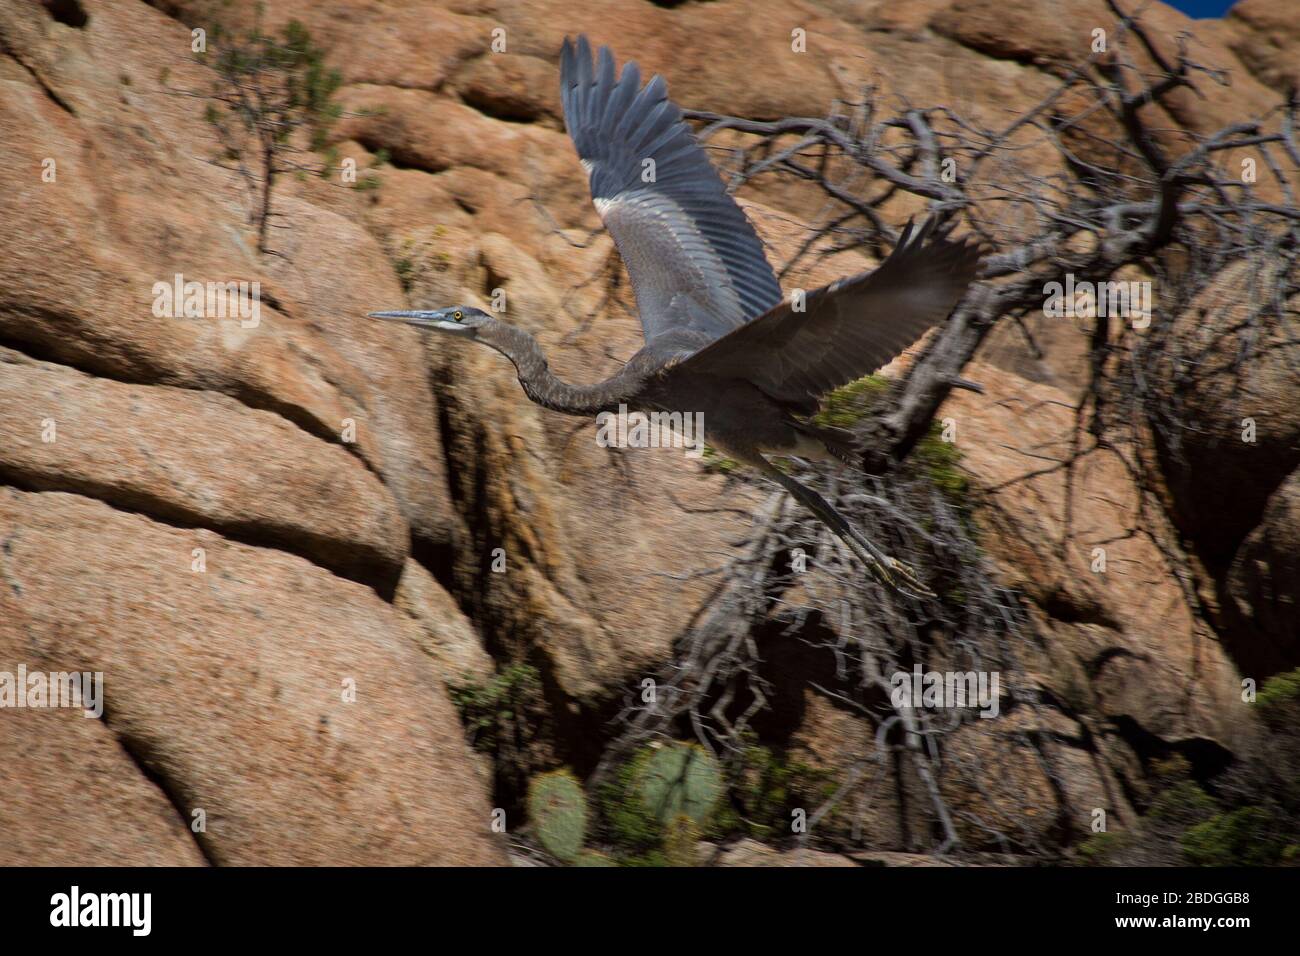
[754, 457, 932, 598]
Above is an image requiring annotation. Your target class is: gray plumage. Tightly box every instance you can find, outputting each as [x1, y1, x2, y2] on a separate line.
[370, 35, 984, 595]
[560, 35, 782, 344]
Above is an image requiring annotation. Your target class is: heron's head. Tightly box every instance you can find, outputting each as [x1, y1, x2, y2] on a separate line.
[368, 305, 492, 340]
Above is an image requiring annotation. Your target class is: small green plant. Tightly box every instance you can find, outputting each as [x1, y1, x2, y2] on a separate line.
[812, 375, 971, 517]
[191, 13, 343, 252]
[1147, 781, 1219, 829]
[447, 663, 542, 755]
[1151, 754, 1193, 782]
[1258, 668, 1300, 710]
[812, 374, 889, 428]
[1071, 744, 1300, 867]
[916, 423, 968, 502]
[634, 742, 723, 826]
[722, 744, 840, 840]
[724, 744, 795, 838]
[394, 257, 415, 293]
[1181, 806, 1283, 866]
[701, 445, 740, 475]
[663, 814, 702, 867]
[596, 741, 846, 862]
[527, 770, 588, 863]
[1076, 830, 1132, 865]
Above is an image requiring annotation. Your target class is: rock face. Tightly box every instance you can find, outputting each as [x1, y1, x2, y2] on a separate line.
[936, 364, 1257, 837]
[0, 0, 1293, 864]
[0, 488, 503, 866]
[1225, 473, 1300, 678]
[1147, 260, 1300, 565]
[713, 839, 859, 868]
[395, 558, 495, 685]
[0, 0, 500, 866]
[0, 348, 408, 590]
[0, 696, 208, 867]
[1220, 0, 1300, 94]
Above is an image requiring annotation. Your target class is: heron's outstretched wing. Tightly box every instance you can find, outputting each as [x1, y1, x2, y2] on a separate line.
[560, 35, 782, 344]
[674, 218, 983, 414]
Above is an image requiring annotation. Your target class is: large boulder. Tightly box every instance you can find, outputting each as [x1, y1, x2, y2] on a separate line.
[0, 593, 208, 867]
[0, 348, 407, 589]
[0, 0, 458, 550]
[395, 558, 496, 685]
[1147, 260, 1300, 565]
[1224, 470, 1300, 678]
[1220, 0, 1300, 94]
[943, 363, 1254, 754]
[0, 488, 505, 866]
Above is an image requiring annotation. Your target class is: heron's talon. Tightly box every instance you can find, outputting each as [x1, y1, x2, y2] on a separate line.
[869, 555, 934, 599]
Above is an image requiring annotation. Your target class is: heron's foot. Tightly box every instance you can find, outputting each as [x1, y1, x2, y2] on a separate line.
[844, 532, 934, 599]
[873, 554, 935, 600]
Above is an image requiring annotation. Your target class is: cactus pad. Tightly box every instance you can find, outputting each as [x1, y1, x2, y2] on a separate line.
[634, 742, 723, 826]
[528, 769, 588, 862]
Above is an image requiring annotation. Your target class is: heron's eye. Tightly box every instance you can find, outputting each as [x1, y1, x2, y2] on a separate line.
[453, 310, 463, 320]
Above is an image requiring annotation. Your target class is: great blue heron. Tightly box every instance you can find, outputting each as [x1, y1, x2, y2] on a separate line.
[371, 35, 982, 594]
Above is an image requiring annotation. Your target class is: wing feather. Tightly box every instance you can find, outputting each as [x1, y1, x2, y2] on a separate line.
[560, 35, 782, 343]
[675, 218, 984, 413]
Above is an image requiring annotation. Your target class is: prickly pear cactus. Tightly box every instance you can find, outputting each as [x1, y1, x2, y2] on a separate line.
[528, 769, 587, 862]
[634, 742, 723, 826]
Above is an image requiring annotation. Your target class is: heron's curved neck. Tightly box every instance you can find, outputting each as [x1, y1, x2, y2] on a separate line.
[485, 322, 647, 417]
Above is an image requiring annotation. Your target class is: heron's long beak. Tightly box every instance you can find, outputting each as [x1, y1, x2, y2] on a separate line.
[368, 309, 474, 336]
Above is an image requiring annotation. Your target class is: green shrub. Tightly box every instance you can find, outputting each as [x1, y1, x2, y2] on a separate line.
[194, 16, 343, 252]
[597, 742, 723, 862]
[917, 424, 968, 502]
[447, 663, 541, 751]
[1151, 754, 1193, 783]
[701, 446, 740, 475]
[663, 814, 702, 867]
[394, 257, 415, 292]
[1076, 831, 1132, 865]
[812, 374, 889, 428]
[596, 756, 664, 853]
[1147, 781, 1219, 829]
[1181, 807, 1283, 866]
[1258, 668, 1300, 709]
